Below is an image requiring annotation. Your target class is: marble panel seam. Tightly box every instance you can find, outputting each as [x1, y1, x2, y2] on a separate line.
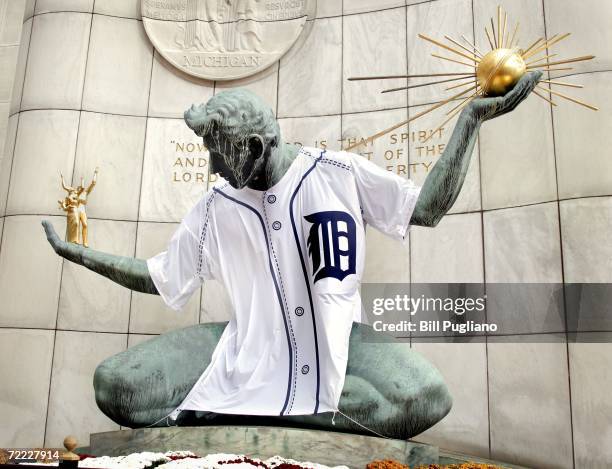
[10, 66, 612, 119]
[42, 328, 56, 447]
[30, 10, 143, 23]
[13, 107, 150, 119]
[78, 11, 94, 112]
[26, 8, 376, 25]
[470, 27, 488, 460]
[542, 6, 576, 465]
[1, 213, 183, 223]
[129, 47, 157, 334]
[0, 115, 20, 218]
[0, 325, 132, 335]
[473, 1, 491, 456]
[343, 4, 406, 18]
[4, 13, 32, 219]
[4, 195, 612, 221]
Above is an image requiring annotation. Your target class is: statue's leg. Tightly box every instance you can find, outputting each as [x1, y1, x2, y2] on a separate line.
[95, 321, 450, 439]
[335, 323, 453, 439]
[93, 322, 228, 428]
[276, 323, 452, 440]
[79, 212, 88, 247]
[67, 212, 79, 244]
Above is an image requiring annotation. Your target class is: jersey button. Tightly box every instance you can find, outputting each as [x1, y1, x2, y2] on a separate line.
[295, 307, 304, 316]
[301, 365, 310, 374]
[272, 221, 282, 230]
[267, 194, 276, 204]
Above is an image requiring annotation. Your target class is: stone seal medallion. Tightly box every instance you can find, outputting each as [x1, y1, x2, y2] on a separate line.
[142, 0, 317, 81]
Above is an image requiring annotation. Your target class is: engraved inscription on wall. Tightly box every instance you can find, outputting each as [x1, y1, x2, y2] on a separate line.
[168, 127, 449, 188]
[142, 0, 316, 81]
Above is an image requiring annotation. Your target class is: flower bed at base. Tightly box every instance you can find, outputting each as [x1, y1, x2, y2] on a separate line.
[79, 451, 504, 469]
[76, 451, 349, 469]
[367, 461, 508, 469]
[20, 451, 509, 469]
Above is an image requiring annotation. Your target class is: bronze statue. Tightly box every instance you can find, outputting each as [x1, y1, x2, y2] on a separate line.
[42, 71, 541, 439]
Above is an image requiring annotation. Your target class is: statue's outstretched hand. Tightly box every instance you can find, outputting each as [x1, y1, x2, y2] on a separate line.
[468, 70, 542, 122]
[41, 219, 158, 294]
[42, 220, 82, 261]
[42, 220, 67, 256]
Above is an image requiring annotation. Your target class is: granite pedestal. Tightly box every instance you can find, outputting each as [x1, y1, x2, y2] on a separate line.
[88, 426, 438, 468]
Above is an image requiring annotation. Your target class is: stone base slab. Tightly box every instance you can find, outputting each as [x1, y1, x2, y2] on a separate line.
[88, 426, 438, 468]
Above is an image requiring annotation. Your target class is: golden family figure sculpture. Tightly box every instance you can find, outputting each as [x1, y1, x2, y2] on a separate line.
[58, 168, 98, 248]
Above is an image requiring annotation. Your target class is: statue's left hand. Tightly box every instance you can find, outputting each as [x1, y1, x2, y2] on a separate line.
[468, 70, 542, 122]
[42, 220, 76, 259]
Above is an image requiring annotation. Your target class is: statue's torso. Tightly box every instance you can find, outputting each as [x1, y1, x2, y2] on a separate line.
[147, 146, 420, 421]
[158, 147, 368, 419]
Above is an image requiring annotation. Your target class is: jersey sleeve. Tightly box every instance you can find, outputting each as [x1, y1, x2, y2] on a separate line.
[146, 193, 216, 311]
[347, 152, 421, 241]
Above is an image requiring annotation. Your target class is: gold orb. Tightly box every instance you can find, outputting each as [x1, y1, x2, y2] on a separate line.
[477, 48, 526, 96]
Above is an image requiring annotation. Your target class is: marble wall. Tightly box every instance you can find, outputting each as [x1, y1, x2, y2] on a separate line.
[0, 0, 26, 216]
[0, 1, 611, 467]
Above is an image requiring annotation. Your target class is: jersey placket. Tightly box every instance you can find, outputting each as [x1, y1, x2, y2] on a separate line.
[263, 188, 319, 415]
[260, 191, 298, 414]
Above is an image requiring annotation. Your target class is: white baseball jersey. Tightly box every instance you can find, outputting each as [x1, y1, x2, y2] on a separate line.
[147, 147, 421, 418]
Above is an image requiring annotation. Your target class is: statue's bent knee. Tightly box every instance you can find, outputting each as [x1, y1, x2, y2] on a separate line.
[408, 379, 452, 435]
[94, 359, 128, 425]
[92, 325, 226, 428]
[93, 354, 172, 428]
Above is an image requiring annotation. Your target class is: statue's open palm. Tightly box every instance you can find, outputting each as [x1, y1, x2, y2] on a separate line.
[468, 70, 542, 121]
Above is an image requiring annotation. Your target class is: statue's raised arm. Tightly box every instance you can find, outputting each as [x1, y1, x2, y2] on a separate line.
[60, 172, 73, 193]
[85, 167, 99, 194]
[410, 70, 541, 227]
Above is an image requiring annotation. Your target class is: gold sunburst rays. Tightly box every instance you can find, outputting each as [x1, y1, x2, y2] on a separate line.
[345, 5, 598, 152]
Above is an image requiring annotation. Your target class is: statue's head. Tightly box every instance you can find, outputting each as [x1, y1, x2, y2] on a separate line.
[184, 89, 281, 190]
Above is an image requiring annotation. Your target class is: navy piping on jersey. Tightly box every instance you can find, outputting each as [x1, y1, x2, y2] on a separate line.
[213, 187, 294, 417]
[261, 191, 299, 413]
[196, 191, 217, 277]
[289, 149, 325, 415]
[319, 157, 351, 172]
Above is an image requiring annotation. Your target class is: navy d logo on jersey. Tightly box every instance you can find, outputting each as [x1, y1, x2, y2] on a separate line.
[305, 211, 357, 283]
